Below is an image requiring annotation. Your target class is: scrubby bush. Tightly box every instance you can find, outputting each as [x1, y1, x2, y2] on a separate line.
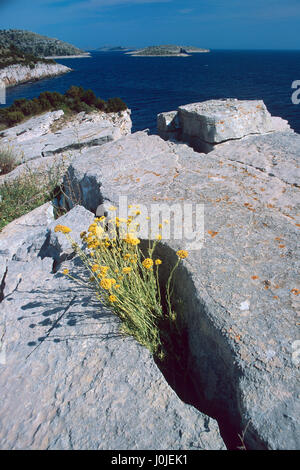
[46, 91, 65, 108]
[106, 97, 128, 113]
[70, 99, 92, 113]
[95, 98, 106, 111]
[6, 111, 25, 125]
[65, 85, 84, 100]
[81, 89, 97, 106]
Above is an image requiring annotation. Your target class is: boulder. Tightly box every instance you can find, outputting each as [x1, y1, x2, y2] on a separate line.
[158, 99, 291, 153]
[63, 130, 300, 449]
[0, 206, 225, 450]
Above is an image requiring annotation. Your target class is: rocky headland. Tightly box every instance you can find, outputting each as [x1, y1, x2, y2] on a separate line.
[0, 29, 87, 58]
[0, 62, 72, 87]
[0, 99, 299, 450]
[0, 29, 90, 87]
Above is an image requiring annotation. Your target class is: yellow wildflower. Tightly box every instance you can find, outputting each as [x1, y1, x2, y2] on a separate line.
[100, 266, 109, 275]
[100, 278, 114, 290]
[176, 250, 188, 259]
[91, 264, 100, 272]
[54, 225, 72, 234]
[109, 295, 117, 303]
[142, 258, 154, 270]
[63, 268, 69, 275]
[155, 259, 162, 265]
[156, 234, 162, 240]
[123, 267, 132, 274]
[88, 223, 97, 232]
[124, 233, 140, 245]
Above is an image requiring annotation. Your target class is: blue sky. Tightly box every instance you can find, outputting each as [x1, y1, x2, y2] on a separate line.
[0, 0, 300, 50]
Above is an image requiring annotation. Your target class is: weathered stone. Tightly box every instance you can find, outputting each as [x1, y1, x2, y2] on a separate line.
[0, 154, 71, 186]
[1, 98, 299, 450]
[158, 99, 291, 153]
[157, 110, 181, 141]
[64, 130, 300, 449]
[0, 109, 132, 164]
[0, 202, 54, 264]
[0, 206, 225, 450]
[0, 110, 64, 140]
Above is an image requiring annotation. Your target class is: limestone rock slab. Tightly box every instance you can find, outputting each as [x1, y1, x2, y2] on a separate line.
[0, 206, 225, 450]
[178, 99, 291, 144]
[64, 131, 300, 449]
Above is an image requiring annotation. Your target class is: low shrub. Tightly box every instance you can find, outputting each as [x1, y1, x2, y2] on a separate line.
[106, 97, 128, 113]
[6, 111, 25, 126]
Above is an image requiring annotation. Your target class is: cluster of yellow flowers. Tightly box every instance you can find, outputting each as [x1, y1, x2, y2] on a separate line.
[142, 258, 154, 270]
[55, 208, 189, 357]
[176, 250, 188, 260]
[54, 224, 72, 234]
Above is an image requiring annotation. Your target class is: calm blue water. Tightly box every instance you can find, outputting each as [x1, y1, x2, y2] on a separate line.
[3, 50, 300, 134]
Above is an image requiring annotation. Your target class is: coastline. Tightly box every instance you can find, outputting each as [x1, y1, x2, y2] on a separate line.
[43, 54, 91, 59]
[126, 52, 191, 57]
[0, 62, 72, 87]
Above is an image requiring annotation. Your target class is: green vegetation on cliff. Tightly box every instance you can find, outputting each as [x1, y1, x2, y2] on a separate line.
[0, 29, 86, 57]
[0, 44, 55, 70]
[0, 86, 127, 128]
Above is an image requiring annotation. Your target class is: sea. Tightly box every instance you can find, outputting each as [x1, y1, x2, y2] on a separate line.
[3, 50, 300, 134]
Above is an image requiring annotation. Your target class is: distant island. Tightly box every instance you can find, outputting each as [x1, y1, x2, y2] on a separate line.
[127, 45, 210, 57]
[0, 29, 90, 58]
[96, 46, 133, 52]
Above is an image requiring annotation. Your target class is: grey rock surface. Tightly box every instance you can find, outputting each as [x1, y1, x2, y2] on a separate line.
[0, 206, 225, 450]
[0, 109, 132, 165]
[64, 130, 300, 449]
[0, 202, 54, 270]
[157, 110, 181, 141]
[158, 99, 291, 153]
[0, 153, 71, 186]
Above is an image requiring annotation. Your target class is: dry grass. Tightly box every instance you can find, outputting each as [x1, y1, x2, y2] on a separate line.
[0, 145, 21, 176]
